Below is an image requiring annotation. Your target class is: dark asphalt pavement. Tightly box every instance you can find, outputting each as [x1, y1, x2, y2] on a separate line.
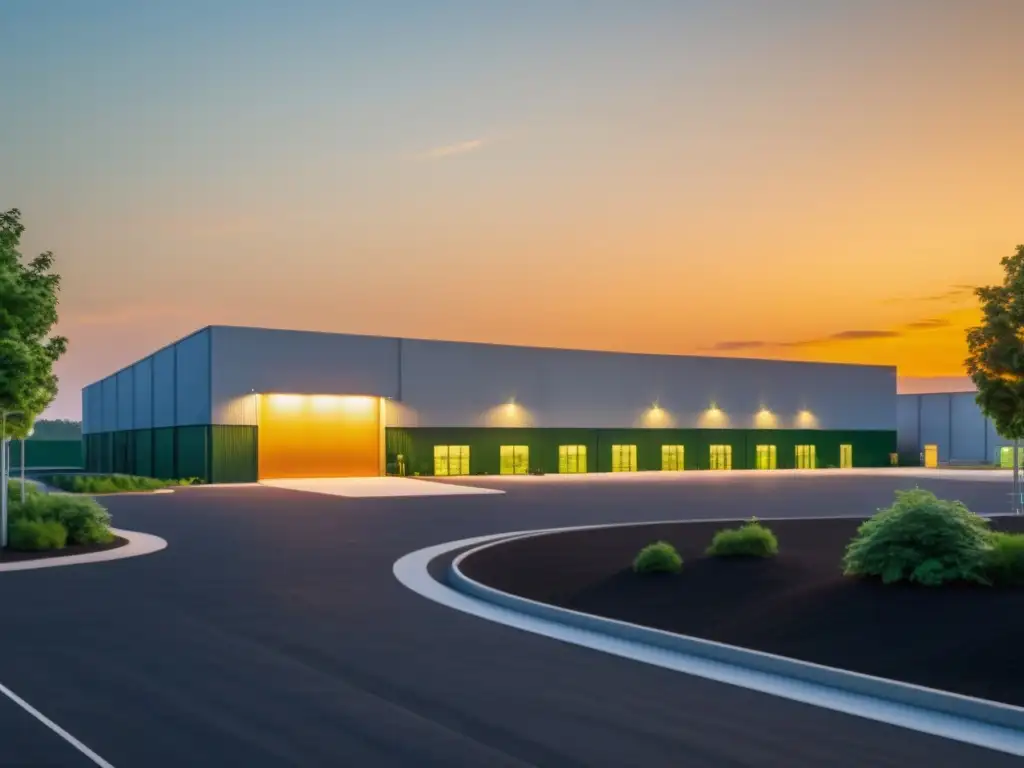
[0, 474, 1017, 767]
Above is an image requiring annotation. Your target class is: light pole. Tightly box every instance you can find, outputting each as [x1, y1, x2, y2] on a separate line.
[0, 410, 24, 549]
[20, 427, 33, 504]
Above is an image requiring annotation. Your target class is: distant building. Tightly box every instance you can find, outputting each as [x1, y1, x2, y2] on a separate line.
[897, 391, 1008, 466]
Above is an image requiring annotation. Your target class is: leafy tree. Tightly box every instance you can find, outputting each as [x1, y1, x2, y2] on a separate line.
[29, 419, 82, 441]
[967, 243, 1024, 510]
[0, 209, 67, 439]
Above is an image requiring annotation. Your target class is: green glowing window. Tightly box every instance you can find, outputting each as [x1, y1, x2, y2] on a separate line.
[709, 445, 732, 470]
[662, 445, 685, 471]
[1000, 446, 1018, 468]
[840, 444, 853, 469]
[611, 445, 637, 472]
[558, 445, 587, 473]
[755, 444, 777, 470]
[434, 445, 470, 476]
[500, 445, 529, 475]
[795, 445, 817, 469]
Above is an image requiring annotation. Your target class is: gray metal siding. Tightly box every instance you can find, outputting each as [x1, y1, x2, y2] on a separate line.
[175, 329, 211, 426]
[950, 392, 987, 461]
[918, 395, 951, 463]
[896, 396, 920, 455]
[395, 339, 896, 430]
[210, 326, 400, 425]
[82, 384, 102, 435]
[100, 376, 117, 433]
[115, 369, 134, 430]
[152, 347, 176, 428]
[133, 358, 154, 429]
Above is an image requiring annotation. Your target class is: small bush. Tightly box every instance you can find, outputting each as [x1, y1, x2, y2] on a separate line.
[9, 519, 68, 551]
[987, 532, 1024, 586]
[10, 494, 113, 546]
[707, 518, 779, 558]
[5, 479, 42, 504]
[843, 488, 993, 586]
[45, 474, 189, 494]
[633, 541, 683, 574]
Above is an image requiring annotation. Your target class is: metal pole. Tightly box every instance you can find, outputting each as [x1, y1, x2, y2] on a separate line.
[1015, 438, 1021, 515]
[1, 412, 7, 549]
[20, 437, 25, 504]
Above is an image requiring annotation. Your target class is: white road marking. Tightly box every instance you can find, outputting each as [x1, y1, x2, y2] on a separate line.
[0, 681, 115, 767]
[393, 517, 1024, 757]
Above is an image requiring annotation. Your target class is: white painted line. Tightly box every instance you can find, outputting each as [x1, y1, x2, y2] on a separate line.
[0, 680, 115, 767]
[0, 529, 167, 573]
[260, 477, 504, 498]
[393, 519, 1024, 757]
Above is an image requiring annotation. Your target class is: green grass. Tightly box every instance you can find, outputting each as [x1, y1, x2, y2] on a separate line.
[707, 518, 779, 558]
[10, 493, 114, 547]
[633, 541, 683, 574]
[43, 474, 198, 494]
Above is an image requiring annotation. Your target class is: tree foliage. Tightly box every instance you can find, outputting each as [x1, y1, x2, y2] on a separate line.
[966, 244, 1024, 439]
[0, 209, 67, 439]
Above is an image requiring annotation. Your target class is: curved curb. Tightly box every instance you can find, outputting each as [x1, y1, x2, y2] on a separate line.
[0, 528, 168, 573]
[54, 488, 177, 498]
[401, 518, 1024, 756]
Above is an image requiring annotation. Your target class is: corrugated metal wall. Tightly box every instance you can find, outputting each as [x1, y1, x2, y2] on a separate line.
[8, 441, 83, 470]
[896, 392, 1001, 464]
[386, 427, 897, 476]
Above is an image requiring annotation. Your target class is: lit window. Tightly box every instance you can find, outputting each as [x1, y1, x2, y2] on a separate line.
[662, 445, 685, 471]
[1000, 446, 1017, 468]
[755, 444, 777, 470]
[434, 445, 470, 476]
[611, 444, 637, 472]
[795, 445, 817, 469]
[500, 445, 529, 475]
[558, 445, 587, 473]
[709, 445, 732, 470]
[840, 444, 853, 469]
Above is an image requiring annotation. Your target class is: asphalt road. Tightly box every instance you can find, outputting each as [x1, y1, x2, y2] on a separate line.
[0, 473, 1017, 767]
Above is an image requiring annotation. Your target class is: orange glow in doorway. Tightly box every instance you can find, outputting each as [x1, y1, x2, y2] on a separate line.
[258, 394, 381, 479]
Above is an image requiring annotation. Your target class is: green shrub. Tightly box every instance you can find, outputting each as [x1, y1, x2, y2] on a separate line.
[45, 474, 188, 494]
[10, 494, 113, 546]
[987, 532, 1024, 586]
[9, 519, 68, 551]
[707, 518, 779, 558]
[843, 488, 993, 586]
[633, 541, 683, 574]
[5, 479, 42, 504]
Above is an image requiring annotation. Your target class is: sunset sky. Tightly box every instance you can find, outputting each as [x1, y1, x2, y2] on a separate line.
[3, 0, 1020, 419]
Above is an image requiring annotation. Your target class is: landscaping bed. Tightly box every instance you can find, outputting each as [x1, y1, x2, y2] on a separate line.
[0, 535, 128, 563]
[458, 515, 1024, 707]
[40, 473, 196, 494]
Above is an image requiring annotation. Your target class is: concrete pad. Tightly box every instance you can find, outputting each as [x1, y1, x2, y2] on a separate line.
[259, 477, 505, 498]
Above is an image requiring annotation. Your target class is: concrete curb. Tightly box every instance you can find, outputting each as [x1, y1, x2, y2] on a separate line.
[0, 528, 168, 572]
[48, 488, 176, 498]
[449, 526, 1024, 734]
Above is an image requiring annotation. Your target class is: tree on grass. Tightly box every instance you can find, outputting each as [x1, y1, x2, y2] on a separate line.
[966, 243, 1024, 512]
[0, 209, 67, 439]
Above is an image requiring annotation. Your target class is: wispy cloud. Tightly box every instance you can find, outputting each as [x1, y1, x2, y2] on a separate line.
[706, 316, 949, 352]
[881, 284, 977, 306]
[420, 138, 486, 159]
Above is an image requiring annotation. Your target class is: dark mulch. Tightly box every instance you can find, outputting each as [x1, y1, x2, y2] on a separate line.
[458, 516, 1024, 707]
[0, 536, 129, 563]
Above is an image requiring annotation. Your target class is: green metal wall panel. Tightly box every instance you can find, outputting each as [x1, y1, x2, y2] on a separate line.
[176, 425, 209, 481]
[386, 427, 897, 475]
[133, 429, 154, 477]
[210, 425, 258, 483]
[8, 440, 84, 470]
[153, 428, 176, 479]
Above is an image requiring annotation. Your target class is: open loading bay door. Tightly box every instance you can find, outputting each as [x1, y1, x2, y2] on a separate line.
[258, 394, 382, 479]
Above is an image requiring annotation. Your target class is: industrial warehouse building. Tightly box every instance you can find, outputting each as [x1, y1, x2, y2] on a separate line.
[898, 391, 1009, 467]
[81, 326, 899, 483]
